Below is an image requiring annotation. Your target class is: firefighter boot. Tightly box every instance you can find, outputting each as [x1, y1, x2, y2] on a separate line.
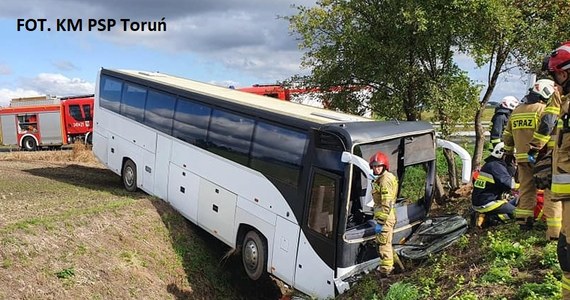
[393, 251, 405, 273]
[476, 213, 486, 229]
[519, 217, 534, 231]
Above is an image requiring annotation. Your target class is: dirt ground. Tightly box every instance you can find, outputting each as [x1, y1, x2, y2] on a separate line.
[0, 148, 286, 300]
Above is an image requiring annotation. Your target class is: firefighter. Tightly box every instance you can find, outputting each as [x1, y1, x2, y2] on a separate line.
[490, 96, 519, 148]
[526, 78, 562, 241]
[369, 151, 398, 276]
[543, 41, 570, 299]
[471, 142, 517, 227]
[502, 80, 550, 231]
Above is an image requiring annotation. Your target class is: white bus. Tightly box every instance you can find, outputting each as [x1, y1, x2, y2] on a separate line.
[92, 68, 448, 298]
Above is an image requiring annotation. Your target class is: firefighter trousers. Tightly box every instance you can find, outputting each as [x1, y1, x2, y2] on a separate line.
[543, 189, 562, 240]
[561, 201, 570, 299]
[514, 163, 536, 225]
[376, 212, 396, 275]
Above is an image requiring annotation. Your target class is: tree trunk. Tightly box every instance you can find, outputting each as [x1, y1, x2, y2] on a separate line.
[434, 175, 447, 205]
[472, 107, 486, 171]
[443, 148, 458, 189]
[472, 48, 508, 170]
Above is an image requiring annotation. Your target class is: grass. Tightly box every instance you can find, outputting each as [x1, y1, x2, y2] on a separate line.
[0, 148, 283, 299]
[0, 143, 563, 300]
[340, 220, 563, 300]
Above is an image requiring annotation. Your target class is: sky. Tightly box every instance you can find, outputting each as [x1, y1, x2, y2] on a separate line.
[0, 0, 532, 108]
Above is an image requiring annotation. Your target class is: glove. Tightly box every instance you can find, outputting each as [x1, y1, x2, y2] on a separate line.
[367, 219, 383, 233]
[527, 149, 539, 164]
[369, 219, 383, 233]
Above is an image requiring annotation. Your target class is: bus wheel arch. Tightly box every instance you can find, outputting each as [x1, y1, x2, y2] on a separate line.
[21, 135, 38, 151]
[122, 158, 138, 192]
[238, 225, 268, 280]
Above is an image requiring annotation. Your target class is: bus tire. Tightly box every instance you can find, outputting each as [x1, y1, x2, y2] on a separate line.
[86, 134, 93, 145]
[22, 137, 37, 151]
[122, 159, 137, 192]
[242, 230, 267, 280]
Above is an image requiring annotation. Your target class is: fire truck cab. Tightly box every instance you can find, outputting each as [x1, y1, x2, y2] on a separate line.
[0, 95, 94, 150]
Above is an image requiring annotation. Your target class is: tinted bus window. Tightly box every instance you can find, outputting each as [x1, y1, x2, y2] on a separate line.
[207, 109, 254, 166]
[308, 172, 336, 238]
[121, 83, 147, 122]
[250, 122, 307, 186]
[173, 98, 212, 146]
[144, 90, 176, 134]
[100, 76, 122, 112]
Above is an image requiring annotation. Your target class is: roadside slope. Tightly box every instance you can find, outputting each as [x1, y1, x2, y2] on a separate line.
[0, 151, 282, 299]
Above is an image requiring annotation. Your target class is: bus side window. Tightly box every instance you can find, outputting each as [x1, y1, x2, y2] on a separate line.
[308, 172, 337, 238]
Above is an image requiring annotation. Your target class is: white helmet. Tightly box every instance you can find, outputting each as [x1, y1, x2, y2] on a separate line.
[531, 79, 555, 100]
[491, 142, 505, 159]
[500, 96, 519, 110]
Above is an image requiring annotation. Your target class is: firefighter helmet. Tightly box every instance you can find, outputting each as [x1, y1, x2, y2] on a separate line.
[531, 79, 555, 100]
[369, 151, 389, 170]
[500, 96, 519, 110]
[548, 41, 570, 73]
[490, 142, 505, 159]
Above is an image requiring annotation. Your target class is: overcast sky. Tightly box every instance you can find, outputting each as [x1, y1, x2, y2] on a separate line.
[0, 0, 529, 107]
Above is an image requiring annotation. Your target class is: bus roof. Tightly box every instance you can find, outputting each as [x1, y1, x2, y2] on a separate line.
[104, 69, 371, 125]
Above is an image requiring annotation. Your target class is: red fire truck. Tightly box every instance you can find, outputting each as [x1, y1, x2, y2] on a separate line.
[0, 95, 94, 150]
[237, 84, 293, 100]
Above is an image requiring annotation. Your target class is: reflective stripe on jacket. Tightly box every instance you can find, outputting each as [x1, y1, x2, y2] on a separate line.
[471, 157, 514, 207]
[372, 171, 398, 224]
[503, 100, 545, 162]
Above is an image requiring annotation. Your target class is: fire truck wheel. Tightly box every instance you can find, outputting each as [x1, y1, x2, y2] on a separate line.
[122, 159, 137, 192]
[242, 230, 267, 281]
[22, 137, 37, 151]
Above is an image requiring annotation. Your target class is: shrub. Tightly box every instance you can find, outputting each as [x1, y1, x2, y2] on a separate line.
[384, 282, 420, 300]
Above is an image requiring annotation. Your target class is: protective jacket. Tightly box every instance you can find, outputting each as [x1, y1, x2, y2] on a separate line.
[551, 91, 570, 199]
[503, 95, 546, 162]
[472, 156, 515, 207]
[529, 95, 560, 151]
[372, 171, 398, 224]
[490, 107, 512, 146]
[372, 170, 398, 275]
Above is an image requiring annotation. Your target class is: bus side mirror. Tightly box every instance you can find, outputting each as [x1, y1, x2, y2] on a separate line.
[341, 152, 375, 211]
[436, 139, 472, 184]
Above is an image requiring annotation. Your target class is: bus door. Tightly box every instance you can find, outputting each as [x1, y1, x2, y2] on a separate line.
[294, 130, 345, 297]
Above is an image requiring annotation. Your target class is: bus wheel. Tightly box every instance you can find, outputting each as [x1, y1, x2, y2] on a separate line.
[86, 134, 93, 145]
[22, 137, 37, 151]
[242, 230, 266, 280]
[122, 159, 137, 192]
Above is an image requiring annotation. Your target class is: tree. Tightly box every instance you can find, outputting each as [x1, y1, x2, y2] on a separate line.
[463, 0, 570, 170]
[427, 72, 480, 189]
[287, 0, 479, 122]
[287, 0, 481, 199]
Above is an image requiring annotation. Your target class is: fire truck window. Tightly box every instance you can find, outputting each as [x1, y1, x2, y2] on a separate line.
[17, 114, 38, 133]
[69, 105, 84, 121]
[82, 105, 92, 121]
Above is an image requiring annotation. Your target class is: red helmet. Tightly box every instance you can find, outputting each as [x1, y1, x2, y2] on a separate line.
[548, 41, 570, 73]
[369, 151, 389, 170]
